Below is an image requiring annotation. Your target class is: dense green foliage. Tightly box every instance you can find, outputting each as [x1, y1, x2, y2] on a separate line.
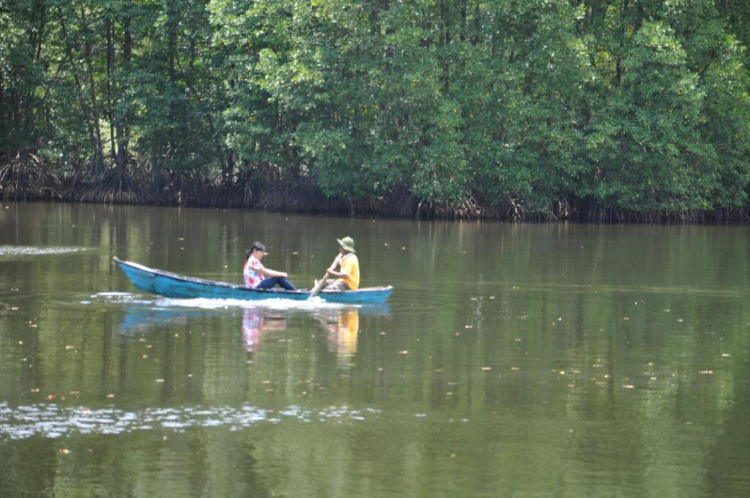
[2, 0, 750, 219]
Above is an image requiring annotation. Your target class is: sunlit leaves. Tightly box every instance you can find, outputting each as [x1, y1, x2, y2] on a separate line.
[3, 0, 750, 216]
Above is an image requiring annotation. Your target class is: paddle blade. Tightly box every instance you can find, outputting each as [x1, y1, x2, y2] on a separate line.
[308, 273, 329, 299]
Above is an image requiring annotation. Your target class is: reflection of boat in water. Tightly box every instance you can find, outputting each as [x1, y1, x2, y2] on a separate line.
[117, 301, 391, 360]
[117, 306, 202, 333]
[115, 257, 393, 304]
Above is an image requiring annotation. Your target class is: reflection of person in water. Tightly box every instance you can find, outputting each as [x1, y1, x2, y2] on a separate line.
[242, 308, 263, 352]
[317, 309, 360, 364]
[242, 307, 288, 352]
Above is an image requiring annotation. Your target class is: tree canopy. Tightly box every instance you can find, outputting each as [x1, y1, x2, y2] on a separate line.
[2, 0, 750, 220]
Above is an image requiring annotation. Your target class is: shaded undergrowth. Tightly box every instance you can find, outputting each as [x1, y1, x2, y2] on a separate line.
[1, 156, 748, 222]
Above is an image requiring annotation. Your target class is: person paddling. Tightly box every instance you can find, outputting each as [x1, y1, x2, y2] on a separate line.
[323, 236, 360, 291]
[243, 242, 297, 291]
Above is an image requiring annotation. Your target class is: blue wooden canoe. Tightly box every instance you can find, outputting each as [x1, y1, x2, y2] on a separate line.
[115, 257, 393, 304]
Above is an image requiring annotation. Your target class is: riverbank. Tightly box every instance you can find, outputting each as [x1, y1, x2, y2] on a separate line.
[2, 155, 749, 223]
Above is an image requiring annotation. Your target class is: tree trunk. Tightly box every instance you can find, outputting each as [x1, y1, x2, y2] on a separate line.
[441, 0, 450, 94]
[116, 1, 132, 177]
[59, 11, 99, 172]
[80, 7, 104, 174]
[106, 16, 117, 165]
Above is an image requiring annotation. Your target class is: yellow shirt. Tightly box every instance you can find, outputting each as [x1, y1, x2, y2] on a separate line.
[340, 253, 360, 290]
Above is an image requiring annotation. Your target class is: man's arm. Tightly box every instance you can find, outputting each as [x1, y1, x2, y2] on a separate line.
[326, 254, 347, 279]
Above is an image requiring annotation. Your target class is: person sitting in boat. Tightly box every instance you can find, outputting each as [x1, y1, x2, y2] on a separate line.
[323, 236, 360, 291]
[244, 242, 297, 291]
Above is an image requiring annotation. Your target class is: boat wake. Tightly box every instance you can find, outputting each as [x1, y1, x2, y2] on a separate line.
[90, 292, 353, 311]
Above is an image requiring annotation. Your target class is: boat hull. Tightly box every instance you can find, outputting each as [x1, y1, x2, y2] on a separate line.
[115, 258, 393, 304]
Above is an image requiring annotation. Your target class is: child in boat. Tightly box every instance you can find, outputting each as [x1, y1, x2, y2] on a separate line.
[244, 242, 297, 291]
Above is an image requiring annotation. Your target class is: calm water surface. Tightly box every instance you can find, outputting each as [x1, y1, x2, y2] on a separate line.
[1, 202, 749, 497]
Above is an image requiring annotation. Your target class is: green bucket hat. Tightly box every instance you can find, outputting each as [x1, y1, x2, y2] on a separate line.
[337, 236, 356, 253]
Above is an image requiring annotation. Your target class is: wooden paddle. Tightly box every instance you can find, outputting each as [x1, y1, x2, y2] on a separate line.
[308, 255, 339, 299]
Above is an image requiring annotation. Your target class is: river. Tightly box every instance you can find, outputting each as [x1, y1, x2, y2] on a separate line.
[1, 202, 749, 497]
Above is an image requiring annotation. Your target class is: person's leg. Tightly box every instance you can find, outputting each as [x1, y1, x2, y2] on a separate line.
[323, 279, 350, 291]
[277, 277, 297, 291]
[256, 277, 297, 291]
[255, 277, 281, 290]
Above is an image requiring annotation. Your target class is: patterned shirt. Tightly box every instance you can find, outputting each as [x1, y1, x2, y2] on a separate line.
[243, 256, 264, 288]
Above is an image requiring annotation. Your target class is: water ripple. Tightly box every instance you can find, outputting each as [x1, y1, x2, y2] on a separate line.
[0, 402, 379, 440]
[0, 246, 90, 257]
